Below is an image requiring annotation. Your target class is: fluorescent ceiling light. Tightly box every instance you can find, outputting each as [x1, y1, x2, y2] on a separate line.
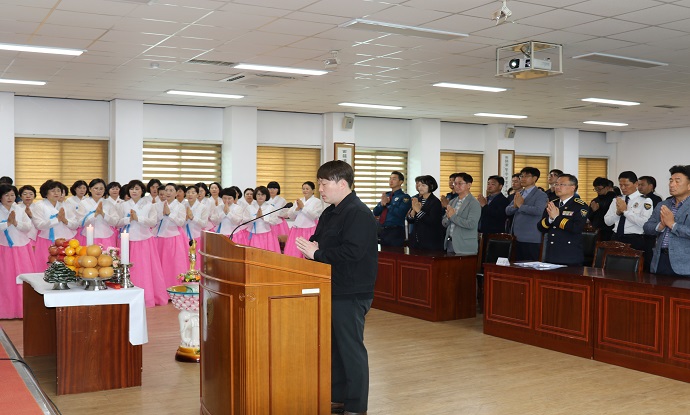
[583, 121, 628, 127]
[0, 79, 46, 86]
[572, 53, 667, 68]
[433, 82, 507, 92]
[166, 90, 244, 99]
[234, 63, 327, 76]
[339, 102, 402, 110]
[340, 19, 468, 41]
[0, 42, 84, 56]
[475, 113, 527, 119]
[582, 98, 640, 106]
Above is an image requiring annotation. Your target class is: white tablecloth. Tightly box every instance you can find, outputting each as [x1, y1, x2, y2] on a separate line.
[17, 273, 148, 345]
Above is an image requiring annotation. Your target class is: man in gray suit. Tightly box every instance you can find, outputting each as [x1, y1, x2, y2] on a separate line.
[443, 172, 481, 255]
[643, 165, 690, 276]
[506, 167, 548, 261]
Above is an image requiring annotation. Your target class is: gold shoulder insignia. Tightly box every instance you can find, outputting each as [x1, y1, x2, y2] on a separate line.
[574, 198, 586, 205]
[559, 218, 569, 230]
[403, 198, 410, 203]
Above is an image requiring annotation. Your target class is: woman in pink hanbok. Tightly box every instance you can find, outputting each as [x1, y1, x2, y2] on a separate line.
[246, 186, 281, 253]
[0, 184, 38, 319]
[283, 181, 325, 258]
[119, 180, 168, 307]
[80, 179, 119, 249]
[155, 183, 190, 287]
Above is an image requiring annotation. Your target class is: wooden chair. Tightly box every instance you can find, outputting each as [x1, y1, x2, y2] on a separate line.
[582, 225, 600, 266]
[539, 233, 549, 262]
[602, 247, 644, 274]
[592, 240, 629, 268]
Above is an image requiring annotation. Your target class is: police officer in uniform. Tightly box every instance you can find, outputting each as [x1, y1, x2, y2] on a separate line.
[373, 171, 411, 247]
[538, 174, 588, 266]
[604, 171, 653, 255]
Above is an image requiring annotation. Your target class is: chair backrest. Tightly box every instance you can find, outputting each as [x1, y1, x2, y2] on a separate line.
[593, 240, 629, 267]
[602, 247, 644, 274]
[484, 233, 515, 265]
[582, 227, 600, 266]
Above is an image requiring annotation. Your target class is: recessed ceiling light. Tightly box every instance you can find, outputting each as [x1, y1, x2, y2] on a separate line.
[433, 83, 507, 92]
[0, 79, 46, 86]
[234, 63, 327, 76]
[582, 98, 640, 106]
[339, 102, 402, 110]
[340, 19, 468, 41]
[583, 121, 628, 127]
[475, 113, 527, 119]
[0, 42, 84, 56]
[572, 53, 667, 68]
[166, 90, 244, 99]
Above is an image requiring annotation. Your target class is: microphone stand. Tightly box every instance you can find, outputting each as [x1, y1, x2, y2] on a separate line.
[229, 202, 293, 241]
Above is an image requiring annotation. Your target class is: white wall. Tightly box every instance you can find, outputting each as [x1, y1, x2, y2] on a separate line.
[15, 96, 109, 138]
[355, 117, 411, 149]
[257, 111, 322, 147]
[514, 127, 553, 155]
[440, 122, 486, 152]
[143, 104, 222, 142]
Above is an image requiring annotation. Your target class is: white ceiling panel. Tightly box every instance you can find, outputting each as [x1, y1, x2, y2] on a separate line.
[301, 0, 397, 18]
[232, 0, 318, 10]
[462, 1, 554, 20]
[566, 0, 664, 17]
[258, 19, 335, 37]
[565, 19, 647, 37]
[364, 5, 452, 26]
[111, 17, 187, 35]
[194, 11, 277, 30]
[217, 2, 292, 18]
[516, 9, 603, 30]
[608, 26, 687, 43]
[56, 0, 139, 15]
[125, 3, 215, 23]
[618, 4, 690, 25]
[46, 9, 123, 29]
[402, 0, 492, 14]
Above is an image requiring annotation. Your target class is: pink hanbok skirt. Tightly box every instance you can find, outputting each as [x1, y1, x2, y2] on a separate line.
[34, 236, 55, 269]
[75, 226, 86, 246]
[283, 226, 317, 258]
[157, 232, 190, 288]
[231, 229, 250, 246]
[129, 237, 168, 307]
[271, 218, 290, 240]
[0, 244, 38, 319]
[248, 231, 281, 254]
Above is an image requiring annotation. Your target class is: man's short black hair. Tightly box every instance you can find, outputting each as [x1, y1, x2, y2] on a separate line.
[520, 167, 541, 180]
[669, 165, 690, 181]
[618, 171, 638, 183]
[638, 176, 656, 189]
[593, 177, 609, 188]
[317, 160, 354, 188]
[488, 175, 504, 186]
[391, 171, 404, 182]
[0, 176, 13, 185]
[455, 172, 473, 184]
[512, 173, 520, 179]
[550, 169, 564, 176]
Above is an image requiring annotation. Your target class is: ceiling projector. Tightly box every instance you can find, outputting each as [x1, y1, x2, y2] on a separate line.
[504, 57, 552, 72]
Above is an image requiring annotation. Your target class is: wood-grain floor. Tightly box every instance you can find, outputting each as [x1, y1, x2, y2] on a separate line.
[3, 304, 690, 414]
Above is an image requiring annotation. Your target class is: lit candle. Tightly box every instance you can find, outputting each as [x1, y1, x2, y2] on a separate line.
[86, 225, 94, 246]
[121, 231, 129, 264]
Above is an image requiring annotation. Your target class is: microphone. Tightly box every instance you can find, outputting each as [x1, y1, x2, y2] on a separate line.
[229, 202, 293, 241]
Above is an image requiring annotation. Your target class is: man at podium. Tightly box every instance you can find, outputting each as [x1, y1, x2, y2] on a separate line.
[296, 160, 378, 415]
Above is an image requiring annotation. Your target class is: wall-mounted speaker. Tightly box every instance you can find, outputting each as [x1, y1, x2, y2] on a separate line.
[505, 127, 516, 138]
[342, 116, 355, 130]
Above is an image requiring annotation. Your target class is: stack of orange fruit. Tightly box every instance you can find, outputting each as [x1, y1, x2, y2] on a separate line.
[59, 239, 115, 279]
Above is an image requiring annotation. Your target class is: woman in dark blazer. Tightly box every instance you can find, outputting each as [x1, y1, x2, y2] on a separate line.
[406, 175, 446, 251]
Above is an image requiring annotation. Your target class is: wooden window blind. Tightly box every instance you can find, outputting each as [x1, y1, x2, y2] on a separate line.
[578, 157, 608, 202]
[143, 141, 221, 186]
[440, 152, 484, 196]
[14, 137, 109, 198]
[354, 150, 408, 209]
[514, 155, 550, 188]
[256, 146, 321, 203]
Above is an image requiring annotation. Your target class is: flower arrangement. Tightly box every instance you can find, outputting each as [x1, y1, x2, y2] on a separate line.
[178, 270, 201, 283]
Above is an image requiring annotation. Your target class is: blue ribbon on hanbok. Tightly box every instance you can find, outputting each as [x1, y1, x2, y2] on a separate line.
[124, 213, 131, 233]
[1, 220, 13, 247]
[186, 223, 193, 241]
[216, 222, 223, 234]
[81, 209, 96, 227]
[48, 213, 58, 242]
[156, 219, 164, 236]
[248, 222, 256, 241]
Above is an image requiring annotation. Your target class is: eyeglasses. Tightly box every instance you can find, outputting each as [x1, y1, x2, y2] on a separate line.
[554, 183, 575, 187]
[519, 174, 532, 178]
[593, 186, 605, 192]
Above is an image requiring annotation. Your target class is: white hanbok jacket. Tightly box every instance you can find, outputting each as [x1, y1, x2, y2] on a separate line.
[0, 203, 33, 247]
[287, 196, 324, 228]
[155, 200, 186, 238]
[80, 197, 119, 238]
[119, 198, 157, 241]
[32, 199, 79, 241]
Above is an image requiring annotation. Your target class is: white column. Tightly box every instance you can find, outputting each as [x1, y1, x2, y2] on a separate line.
[222, 106, 257, 189]
[322, 113, 355, 165]
[409, 118, 441, 192]
[606, 131, 621, 177]
[484, 124, 515, 193]
[553, 128, 580, 176]
[110, 99, 144, 183]
[0, 92, 15, 179]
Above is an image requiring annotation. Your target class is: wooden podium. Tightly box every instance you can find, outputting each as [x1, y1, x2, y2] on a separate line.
[200, 232, 332, 415]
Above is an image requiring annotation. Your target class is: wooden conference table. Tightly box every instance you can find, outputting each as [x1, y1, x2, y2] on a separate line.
[18, 274, 148, 395]
[373, 246, 477, 321]
[483, 263, 690, 383]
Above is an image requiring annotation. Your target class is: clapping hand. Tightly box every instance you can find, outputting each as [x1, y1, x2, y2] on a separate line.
[411, 197, 422, 213]
[546, 201, 560, 220]
[7, 210, 17, 227]
[96, 201, 104, 217]
[296, 198, 304, 211]
[590, 200, 599, 212]
[163, 201, 170, 216]
[130, 209, 138, 222]
[513, 192, 524, 208]
[477, 194, 487, 207]
[380, 192, 390, 206]
[57, 207, 67, 224]
[615, 197, 627, 215]
[186, 207, 193, 220]
[440, 195, 449, 208]
[295, 237, 318, 259]
[446, 204, 456, 218]
[660, 205, 675, 230]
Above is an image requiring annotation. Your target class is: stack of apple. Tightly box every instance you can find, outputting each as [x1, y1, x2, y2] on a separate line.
[47, 238, 114, 279]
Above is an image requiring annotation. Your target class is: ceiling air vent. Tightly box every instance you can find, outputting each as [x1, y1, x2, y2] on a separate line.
[562, 103, 620, 112]
[654, 105, 681, 109]
[219, 73, 297, 87]
[186, 59, 236, 67]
